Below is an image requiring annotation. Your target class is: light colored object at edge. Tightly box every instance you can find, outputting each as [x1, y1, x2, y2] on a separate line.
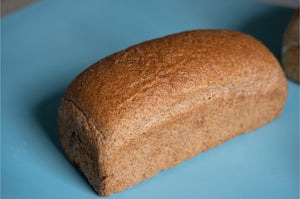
[255, 0, 299, 8]
[1, 0, 38, 17]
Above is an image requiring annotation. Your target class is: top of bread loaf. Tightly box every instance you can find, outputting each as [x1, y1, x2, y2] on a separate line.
[63, 30, 284, 146]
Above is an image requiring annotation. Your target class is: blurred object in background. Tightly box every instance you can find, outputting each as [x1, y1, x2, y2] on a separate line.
[255, 0, 299, 8]
[281, 9, 299, 83]
[1, 0, 38, 17]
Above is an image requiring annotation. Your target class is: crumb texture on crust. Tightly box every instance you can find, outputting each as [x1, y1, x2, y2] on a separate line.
[58, 30, 288, 196]
[64, 30, 285, 144]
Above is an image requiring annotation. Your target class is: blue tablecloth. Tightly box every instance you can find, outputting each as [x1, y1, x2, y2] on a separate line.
[1, 0, 299, 198]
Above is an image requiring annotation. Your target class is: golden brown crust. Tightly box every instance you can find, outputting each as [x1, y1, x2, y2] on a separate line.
[282, 9, 299, 83]
[58, 30, 287, 196]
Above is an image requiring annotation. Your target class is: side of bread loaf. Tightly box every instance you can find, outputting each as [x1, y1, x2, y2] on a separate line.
[282, 9, 299, 83]
[58, 30, 287, 196]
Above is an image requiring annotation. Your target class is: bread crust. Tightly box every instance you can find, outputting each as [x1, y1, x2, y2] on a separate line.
[58, 30, 287, 196]
[282, 9, 299, 83]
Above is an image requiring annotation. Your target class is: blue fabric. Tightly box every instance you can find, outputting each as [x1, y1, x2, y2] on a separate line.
[1, 0, 298, 198]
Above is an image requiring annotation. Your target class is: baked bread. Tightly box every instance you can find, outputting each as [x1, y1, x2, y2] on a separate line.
[58, 30, 287, 196]
[282, 9, 299, 83]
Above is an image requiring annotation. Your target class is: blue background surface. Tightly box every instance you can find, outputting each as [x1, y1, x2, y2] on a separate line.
[1, 0, 299, 198]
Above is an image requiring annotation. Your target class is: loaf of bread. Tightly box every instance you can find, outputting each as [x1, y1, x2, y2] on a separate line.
[58, 30, 287, 196]
[282, 9, 299, 83]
